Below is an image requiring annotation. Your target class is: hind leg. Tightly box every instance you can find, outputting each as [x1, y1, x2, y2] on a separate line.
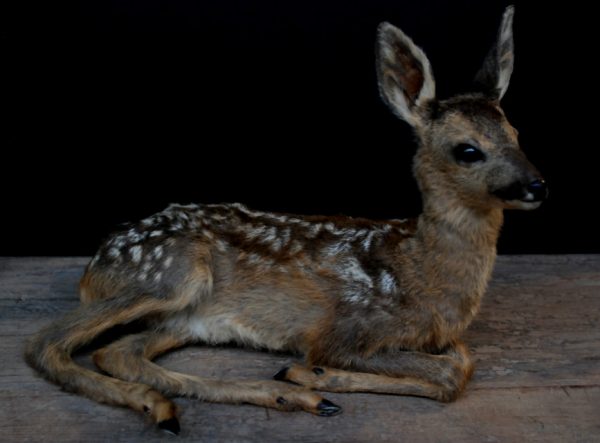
[26, 248, 216, 434]
[25, 298, 183, 432]
[94, 330, 342, 417]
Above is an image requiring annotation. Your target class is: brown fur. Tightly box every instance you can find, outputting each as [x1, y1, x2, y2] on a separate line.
[25, 6, 545, 433]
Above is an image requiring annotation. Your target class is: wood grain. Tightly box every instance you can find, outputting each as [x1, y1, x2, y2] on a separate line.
[1, 256, 599, 442]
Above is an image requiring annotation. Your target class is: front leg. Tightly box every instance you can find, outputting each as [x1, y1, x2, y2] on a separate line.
[275, 342, 474, 402]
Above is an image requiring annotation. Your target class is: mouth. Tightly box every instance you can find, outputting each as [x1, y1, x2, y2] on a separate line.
[503, 198, 543, 210]
[491, 180, 547, 210]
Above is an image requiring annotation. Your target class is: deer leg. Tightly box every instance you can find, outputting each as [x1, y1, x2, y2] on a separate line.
[94, 330, 342, 418]
[25, 297, 182, 433]
[275, 342, 473, 402]
[26, 254, 216, 434]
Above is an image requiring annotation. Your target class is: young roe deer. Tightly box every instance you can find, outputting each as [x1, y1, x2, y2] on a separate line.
[26, 6, 546, 434]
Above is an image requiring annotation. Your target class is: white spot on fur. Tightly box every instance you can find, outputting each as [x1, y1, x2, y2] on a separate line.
[247, 253, 262, 265]
[215, 239, 228, 252]
[261, 226, 277, 243]
[289, 240, 303, 255]
[269, 228, 290, 252]
[163, 203, 199, 214]
[307, 223, 322, 238]
[244, 253, 274, 271]
[137, 272, 147, 282]
[231, 202, 265, 219]
[211, 213, 227, 221]
[271, 237, 284, 252]
[269, 214, 288, 223]
[141, 218, 155, 227]
[341, 228, 356, 238]
[153, 245, 163, 259]
[89, 254, 99, 267]
[111, 236, 126, 248]
[289, 218, 311, 228]
[108, 248, 120, 259]
[323, 241, 351, 256]
[322, 222, 349, 236]
[345, 293, 366, 304]
[379, 270, 397, 294]
[201, 229, 214, 239]
[338, 257, 373, 288]
[163, 256, 173, 268]
[350, 229, 368, 241]
[130, 245, 142, 263]
[167, 203, 199, 211]
[335, 257, 374, 305]
[246, 225, 266, 240]
[381, 224, 392, 233]
[362, 231, 376, 251]
[153, 272, 162, 283]
[127, 229, 144, 243]
[149, 230, 163, 238]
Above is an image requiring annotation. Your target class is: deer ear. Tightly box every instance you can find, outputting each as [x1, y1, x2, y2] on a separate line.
[376, 22, 436, 127]
[474, 6, 515, 101]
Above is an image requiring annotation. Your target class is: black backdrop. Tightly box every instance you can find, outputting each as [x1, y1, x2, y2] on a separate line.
[3, 1, 599, 255]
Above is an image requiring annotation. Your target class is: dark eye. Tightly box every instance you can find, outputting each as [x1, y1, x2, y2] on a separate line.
[453, 144, 486, 164]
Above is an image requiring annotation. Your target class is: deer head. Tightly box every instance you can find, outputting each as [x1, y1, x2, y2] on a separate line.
[376, 6, 547, 214]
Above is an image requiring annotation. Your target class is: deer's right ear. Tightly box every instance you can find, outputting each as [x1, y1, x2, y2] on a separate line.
[376, 22, 436, 127]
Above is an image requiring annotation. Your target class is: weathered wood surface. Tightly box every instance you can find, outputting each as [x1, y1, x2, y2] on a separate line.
[1, 256, 599, 442]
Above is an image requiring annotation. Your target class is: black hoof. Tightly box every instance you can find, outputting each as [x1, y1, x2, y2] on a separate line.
[317, 399, 342, 417]
[158, 417, 181, 435]
[312, 367, 325, 375]
[273, 367, 289, 381]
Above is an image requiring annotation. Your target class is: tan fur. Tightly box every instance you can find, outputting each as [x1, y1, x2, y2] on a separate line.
[25, 7, 545, 433]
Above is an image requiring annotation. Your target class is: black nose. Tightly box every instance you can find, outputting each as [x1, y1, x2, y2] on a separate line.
[526, 179, 548, 201]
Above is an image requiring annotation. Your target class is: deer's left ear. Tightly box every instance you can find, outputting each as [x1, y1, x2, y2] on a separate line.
[475, 6, 515, 101]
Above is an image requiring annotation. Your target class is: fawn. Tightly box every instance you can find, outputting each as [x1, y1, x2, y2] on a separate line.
[26, 6, 546, 434]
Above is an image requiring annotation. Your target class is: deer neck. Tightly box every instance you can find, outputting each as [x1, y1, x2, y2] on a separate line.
[397, 190, 504, 340]
[419, 192, 504, 251]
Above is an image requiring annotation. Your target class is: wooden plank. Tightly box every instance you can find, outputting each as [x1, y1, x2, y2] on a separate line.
[0, 257, 88, 301]
[2, 382, 599, 442]
[468, 255, 600, 390]
[1, 256, 599, 442]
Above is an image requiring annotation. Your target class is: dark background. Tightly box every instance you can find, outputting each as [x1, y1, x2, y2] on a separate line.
[3, 1, 599, 255]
